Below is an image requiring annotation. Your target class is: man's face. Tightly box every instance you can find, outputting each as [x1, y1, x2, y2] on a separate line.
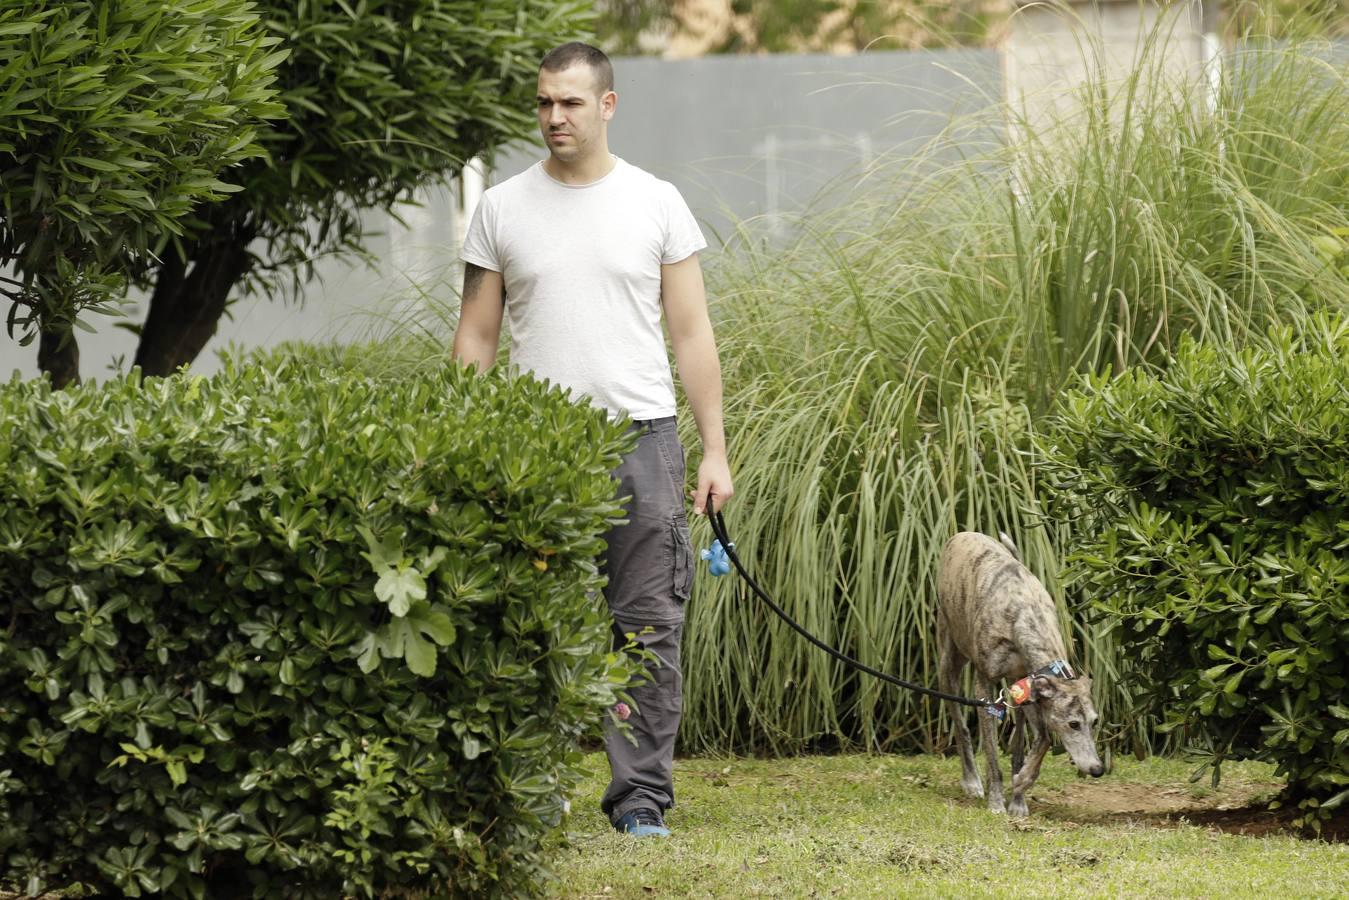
[536, 64, 614, 164]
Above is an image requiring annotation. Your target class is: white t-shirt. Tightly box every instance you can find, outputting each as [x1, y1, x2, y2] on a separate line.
[460, 157, 707, 420]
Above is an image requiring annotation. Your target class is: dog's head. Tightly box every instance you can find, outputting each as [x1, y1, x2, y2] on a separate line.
[1032, 674, 1105, 777]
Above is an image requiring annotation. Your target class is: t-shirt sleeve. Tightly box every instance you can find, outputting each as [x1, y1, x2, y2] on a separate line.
[660, 182, 707, 265]
[460, 191, 501, 272]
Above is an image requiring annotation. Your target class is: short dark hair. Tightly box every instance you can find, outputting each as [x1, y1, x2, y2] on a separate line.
[540, 41, 614, 96]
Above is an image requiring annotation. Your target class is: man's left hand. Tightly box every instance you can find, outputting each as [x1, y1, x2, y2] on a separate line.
[692, 453, 733, 516]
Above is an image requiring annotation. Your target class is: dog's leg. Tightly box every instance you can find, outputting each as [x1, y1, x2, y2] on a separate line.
[1009, 722, 1052, 817]
[1009, 712, 1026, 779]
[1011, 704, 1041, 780]
[974, 672, 1005, 813]
[938, 627, 982, 800]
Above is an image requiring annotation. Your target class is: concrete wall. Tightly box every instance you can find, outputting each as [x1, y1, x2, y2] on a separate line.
[1005, 0, 1216, 136]
[492, 47, 1003, 241]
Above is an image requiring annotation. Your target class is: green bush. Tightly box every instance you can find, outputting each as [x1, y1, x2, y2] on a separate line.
[1040, 313, 1349, 828]
[0, 361, 638, 897]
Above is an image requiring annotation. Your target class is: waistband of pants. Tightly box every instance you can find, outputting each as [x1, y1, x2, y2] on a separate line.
[628, 415, 677, 434]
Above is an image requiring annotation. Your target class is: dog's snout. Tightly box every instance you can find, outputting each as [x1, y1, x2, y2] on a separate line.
[1089, 764, 1105, 778]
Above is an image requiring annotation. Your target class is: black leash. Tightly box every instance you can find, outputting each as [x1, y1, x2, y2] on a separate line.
[707, 511, 1004, 716]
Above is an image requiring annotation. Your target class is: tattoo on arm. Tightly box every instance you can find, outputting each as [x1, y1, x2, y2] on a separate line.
[462, 263, 486, 300]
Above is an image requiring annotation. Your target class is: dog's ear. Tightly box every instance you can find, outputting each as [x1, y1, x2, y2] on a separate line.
[1031, 675, 1058, 700]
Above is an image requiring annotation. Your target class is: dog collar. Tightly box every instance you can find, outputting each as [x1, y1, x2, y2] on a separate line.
[1006, 659, 1076, 706]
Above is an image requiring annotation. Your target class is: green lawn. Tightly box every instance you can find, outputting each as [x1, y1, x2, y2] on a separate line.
[550, 752, 1348, 899]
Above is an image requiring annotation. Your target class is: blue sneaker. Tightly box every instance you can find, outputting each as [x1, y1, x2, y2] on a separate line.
[613, 807, 671, 837]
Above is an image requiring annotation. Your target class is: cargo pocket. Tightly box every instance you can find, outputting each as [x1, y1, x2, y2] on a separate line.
[672, 513, 693, 602]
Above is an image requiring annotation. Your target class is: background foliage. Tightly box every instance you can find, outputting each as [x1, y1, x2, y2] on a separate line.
[1041, 315, 1349, 827]
[592, 1, 1349, 56]
[594, 0, 1000, 55]
[0, 361, 638, 898]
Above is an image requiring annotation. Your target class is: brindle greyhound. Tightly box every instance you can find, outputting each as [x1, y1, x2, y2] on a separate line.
[936, 531, 1104, 816]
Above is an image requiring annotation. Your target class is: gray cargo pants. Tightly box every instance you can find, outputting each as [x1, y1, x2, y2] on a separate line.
[599, 416, 693, 823]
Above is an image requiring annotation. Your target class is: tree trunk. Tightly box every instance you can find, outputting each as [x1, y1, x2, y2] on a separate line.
[134, 218, 256, 377]
[37, 325, 80, 389]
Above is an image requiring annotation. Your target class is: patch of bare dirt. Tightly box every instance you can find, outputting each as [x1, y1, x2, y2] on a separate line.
[1033, 779, 1349, 841]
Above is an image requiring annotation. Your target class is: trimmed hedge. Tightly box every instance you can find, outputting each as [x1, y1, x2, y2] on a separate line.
[1041, 314, 1349, 828]
[0, 361, 638, 897]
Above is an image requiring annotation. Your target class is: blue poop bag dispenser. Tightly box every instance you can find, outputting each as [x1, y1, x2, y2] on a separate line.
[700, 540, 732, 577]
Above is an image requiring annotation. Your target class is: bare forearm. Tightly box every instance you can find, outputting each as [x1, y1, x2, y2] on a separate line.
[452, 262, 503, 370]
[672, 322, 733, 514]
[673, 326, 726, 458]
[451, 329, 498, 370]
[662, 253, 733, 513]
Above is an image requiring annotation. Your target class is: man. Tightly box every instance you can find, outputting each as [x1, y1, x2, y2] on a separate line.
[451, 42, 733, 838]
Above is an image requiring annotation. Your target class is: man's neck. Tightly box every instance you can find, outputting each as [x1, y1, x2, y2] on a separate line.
[543, 151, 616, 186]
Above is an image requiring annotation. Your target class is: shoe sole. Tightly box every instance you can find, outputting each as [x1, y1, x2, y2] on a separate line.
[620, 826, 671, 837]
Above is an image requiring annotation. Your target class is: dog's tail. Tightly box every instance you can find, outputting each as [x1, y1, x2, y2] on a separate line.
[998, 531, 1021, 561]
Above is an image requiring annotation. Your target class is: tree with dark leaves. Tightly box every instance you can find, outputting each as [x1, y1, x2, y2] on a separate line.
[0, 0, 284, 388]
[130, 0, 594, 378]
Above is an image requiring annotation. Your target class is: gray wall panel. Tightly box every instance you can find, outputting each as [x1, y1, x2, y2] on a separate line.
[495, 49, 1003, 240]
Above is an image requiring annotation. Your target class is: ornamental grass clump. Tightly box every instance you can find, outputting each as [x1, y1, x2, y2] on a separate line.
[678, 38, 1349, 756]
[1039, 312, 1349, 830]
[0, 361, 639, 898]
